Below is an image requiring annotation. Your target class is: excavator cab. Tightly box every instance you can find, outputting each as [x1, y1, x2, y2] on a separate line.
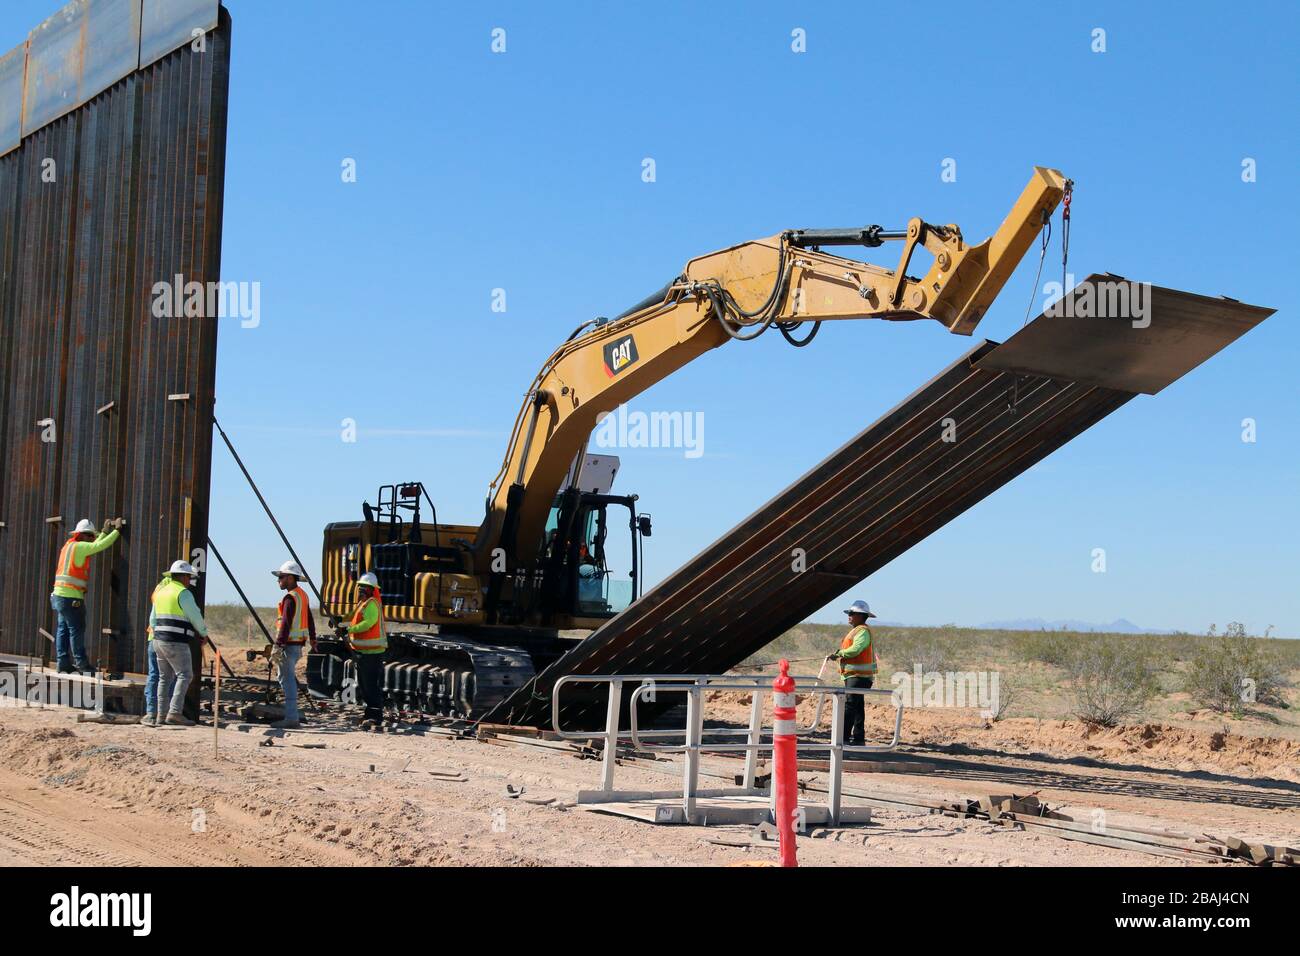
[529, 488, 647, 624]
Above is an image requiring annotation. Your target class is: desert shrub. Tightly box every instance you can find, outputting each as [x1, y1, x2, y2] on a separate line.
[203, 604, 275, 641]
[1068, 637, 1158, 726]
[988, 676, 1017, 721]
[879, 629, 957, 674]
[1183, 622, 1291, 715]
[1015, 629, 1076, 666]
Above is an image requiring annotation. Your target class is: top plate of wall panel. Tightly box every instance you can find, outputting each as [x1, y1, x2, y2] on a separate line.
[3, 0, 222, 150]
[140, 0, 221, 67]
[0, 45, 24, 155]
[22, 0, 141, 135]
[976, 274, 1275, 394]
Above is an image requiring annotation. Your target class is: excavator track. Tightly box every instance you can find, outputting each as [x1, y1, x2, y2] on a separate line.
[307, 632, 537, 719]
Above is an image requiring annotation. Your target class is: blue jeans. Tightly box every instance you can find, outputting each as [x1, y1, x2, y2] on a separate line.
[50, 594, 90, 672]
[144, 640, 159, 716]
[280, 644, 303, 722]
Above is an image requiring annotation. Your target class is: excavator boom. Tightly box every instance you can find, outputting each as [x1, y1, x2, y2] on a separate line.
[476, 167, 1069, 577]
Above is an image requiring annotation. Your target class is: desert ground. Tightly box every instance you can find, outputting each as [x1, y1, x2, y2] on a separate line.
[0, 614, 1295, 867]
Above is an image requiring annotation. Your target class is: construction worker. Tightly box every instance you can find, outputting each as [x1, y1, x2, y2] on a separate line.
[149, 560, 207, 726]
[825, 599, 878, 747]
[346, 572, 387, 729]
[271, 560, 317, 729]
[50, 517, 125, 674]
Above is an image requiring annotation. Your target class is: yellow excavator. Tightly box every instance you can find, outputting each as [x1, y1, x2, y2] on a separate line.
[309, 167, 1070, 717]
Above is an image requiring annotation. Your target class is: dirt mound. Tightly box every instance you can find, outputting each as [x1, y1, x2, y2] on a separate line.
[702, 690, 1300, 781]
[949, 715, 1300, 780]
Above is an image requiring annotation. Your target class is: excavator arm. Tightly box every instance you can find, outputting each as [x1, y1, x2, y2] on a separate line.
[475, 166, 1069, 577]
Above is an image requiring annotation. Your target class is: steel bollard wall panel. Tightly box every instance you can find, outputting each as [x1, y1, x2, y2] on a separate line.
[0, 4, 230, 676]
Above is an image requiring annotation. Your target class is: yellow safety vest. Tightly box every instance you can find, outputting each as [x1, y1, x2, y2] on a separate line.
[152, 578, 197, 643]
[839, 625, 877, 677]
[52, 537, 91, 595]
[349, 595, 387, 654]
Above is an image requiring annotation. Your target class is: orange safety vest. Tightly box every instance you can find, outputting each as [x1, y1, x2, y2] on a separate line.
[349, 593, 387, 654]
[276, 587, 312, 645]
[839, 625, 877, 677]
[52, 537, 91, 595]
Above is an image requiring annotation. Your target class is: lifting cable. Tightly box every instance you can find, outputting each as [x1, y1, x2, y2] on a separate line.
[1021, 179, 1075, 329]
[1060, 180, 1073, 292]
[1020, 209, 1052, 328]
[1012, 181, 1074, 414]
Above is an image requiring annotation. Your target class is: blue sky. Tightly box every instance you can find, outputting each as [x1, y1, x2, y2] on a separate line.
[6, 1, 1297, 634]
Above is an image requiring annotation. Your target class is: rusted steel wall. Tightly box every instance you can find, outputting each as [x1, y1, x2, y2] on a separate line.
[0, 1, 230, 675]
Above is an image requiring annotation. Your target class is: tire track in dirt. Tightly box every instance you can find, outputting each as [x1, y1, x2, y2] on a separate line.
[0, 770, 286, 866]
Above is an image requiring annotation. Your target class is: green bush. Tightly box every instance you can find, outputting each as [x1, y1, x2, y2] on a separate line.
[1183, 622, 1291, 715]
[203, 603, 275, 641]
[1015, 629, 1076, 666]
[1068, 637, 1159, 726]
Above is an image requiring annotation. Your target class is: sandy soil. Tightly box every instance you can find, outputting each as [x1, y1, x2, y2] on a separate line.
[0, 691, 1295, 867]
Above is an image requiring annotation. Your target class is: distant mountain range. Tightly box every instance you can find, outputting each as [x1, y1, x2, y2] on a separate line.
[978, 617, 1173, 634]
[815, 616, 1177, 634]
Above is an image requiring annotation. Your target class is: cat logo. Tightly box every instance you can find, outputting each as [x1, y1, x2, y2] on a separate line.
[602, 335, 639, 377]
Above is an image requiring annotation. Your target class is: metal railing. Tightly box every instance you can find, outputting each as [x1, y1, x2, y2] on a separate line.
[551, 673, 903, 825]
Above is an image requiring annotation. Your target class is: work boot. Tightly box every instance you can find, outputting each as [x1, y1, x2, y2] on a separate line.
[140, 713, 157, 727]
[271, 718, 301, 729]
[165, 713, 195, 727]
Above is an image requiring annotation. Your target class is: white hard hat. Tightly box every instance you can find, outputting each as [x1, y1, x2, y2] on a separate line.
[357, 572, 379, 589]
[73, 518, 96, 535]
[842, 599, 876, 618]
[168, 560, 197, 577]
[272, 560, 306, 579]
